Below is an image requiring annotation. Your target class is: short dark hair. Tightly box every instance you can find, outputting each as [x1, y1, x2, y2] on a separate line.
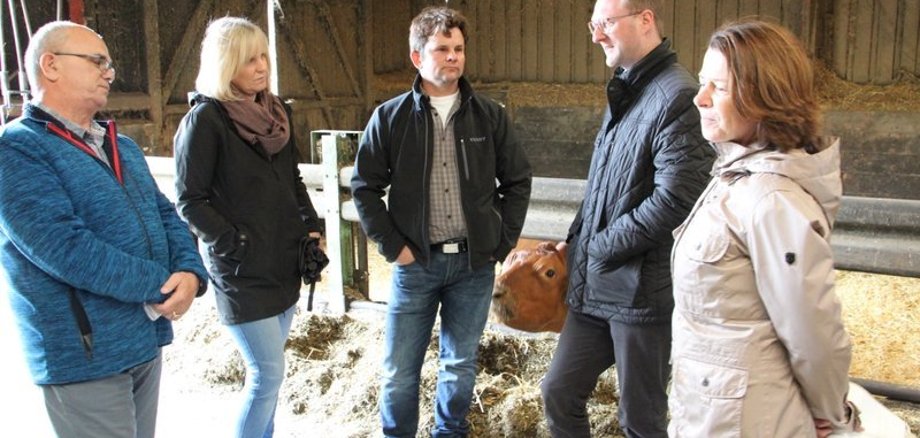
[409, 6, 468, 54]
[624, 0, 664, 36]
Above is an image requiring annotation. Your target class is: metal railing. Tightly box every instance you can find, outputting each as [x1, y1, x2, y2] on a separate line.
[147, 130, 920, 313]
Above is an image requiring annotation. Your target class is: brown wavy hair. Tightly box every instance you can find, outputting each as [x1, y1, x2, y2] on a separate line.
[409, 6, 468, 54]
[708, 19, 821, 152]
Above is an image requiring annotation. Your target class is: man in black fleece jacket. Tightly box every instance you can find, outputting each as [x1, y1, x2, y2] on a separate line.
[351, 6, 531, 438]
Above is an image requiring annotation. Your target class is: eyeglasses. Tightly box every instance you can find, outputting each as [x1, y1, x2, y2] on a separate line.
[587, 11, 643, 34]
[53, 52, 115, 74]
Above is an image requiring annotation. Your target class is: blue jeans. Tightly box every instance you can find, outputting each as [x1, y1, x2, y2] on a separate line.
[226, 304, 296, 438]
[380, 251, 496, 438]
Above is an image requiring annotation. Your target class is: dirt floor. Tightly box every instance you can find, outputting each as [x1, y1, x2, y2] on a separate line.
[163, 243, 920, 438]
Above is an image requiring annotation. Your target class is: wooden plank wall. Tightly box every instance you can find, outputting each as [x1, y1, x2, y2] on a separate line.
[832, 0, 920, 84]
[372, 0, 821, 84]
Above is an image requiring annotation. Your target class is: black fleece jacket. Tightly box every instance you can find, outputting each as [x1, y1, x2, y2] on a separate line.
[351, 76, 532, 270]
[174, 94, 321, 324]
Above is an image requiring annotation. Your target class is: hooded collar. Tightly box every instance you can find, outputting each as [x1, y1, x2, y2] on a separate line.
[714, 137, 842, 225]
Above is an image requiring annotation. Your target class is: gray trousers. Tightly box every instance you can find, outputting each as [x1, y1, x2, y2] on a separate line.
[541, 311, 671, 438]
[42, 351, 162, 438]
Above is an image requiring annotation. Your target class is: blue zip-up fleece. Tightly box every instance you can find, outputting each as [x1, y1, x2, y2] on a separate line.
[0, 105, 207, 385]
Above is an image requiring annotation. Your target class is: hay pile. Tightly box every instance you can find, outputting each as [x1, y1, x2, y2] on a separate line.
[168, 307, 621, 437]
[164, 243, 920, 437]
[815, 62, 920, 112]
[837, 271, 920, 386]
[373, 63, 920, 112]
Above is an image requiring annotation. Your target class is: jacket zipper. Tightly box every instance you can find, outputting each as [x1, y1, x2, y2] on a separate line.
[460, 138, 471, 180]
[454, 102, 474, 270]
[421, 111, 431, 251]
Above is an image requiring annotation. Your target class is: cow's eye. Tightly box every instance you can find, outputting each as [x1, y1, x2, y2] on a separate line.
[545, 269, 555, 278]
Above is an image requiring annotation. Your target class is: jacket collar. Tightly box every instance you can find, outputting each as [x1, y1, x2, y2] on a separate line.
[23, 103, 114, 133]
[614, 38, 677, 90]
[411, 75, 473, 112]
[604, 39, 677, 126]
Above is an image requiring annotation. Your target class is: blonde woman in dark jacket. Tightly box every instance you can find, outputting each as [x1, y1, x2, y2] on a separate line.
[173, 17, 321, 438]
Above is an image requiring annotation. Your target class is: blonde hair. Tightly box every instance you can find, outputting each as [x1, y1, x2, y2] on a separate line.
[195, 17, 270, 101]
[709, 19, 821, 152]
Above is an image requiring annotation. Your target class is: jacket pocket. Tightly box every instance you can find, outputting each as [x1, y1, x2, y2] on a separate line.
[209, 225, 250, 277]
[670, 357, 747, 437]
[585, 255, 643, 307]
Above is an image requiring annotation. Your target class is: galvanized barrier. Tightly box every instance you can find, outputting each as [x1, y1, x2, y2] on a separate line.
[146, 136, 920, 313]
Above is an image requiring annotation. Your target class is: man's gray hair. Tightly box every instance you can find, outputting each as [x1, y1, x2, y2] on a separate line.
[24, 21, 97, 92]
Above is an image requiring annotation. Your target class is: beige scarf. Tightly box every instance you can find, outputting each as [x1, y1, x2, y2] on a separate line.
[221, 89, 290, 156]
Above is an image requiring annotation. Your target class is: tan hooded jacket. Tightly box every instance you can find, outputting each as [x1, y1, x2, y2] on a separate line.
[668, 137, 852, 437]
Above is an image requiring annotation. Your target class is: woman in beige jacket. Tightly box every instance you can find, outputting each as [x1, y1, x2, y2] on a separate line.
[668, 20, 860, 437]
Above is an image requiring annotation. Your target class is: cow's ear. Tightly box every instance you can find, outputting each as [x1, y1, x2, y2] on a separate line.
[556, 242, 568, 258]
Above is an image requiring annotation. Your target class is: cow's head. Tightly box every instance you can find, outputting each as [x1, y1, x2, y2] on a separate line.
[491, 241, 568, 333]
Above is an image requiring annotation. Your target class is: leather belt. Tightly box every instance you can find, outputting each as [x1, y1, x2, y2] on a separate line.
[431, 238, 468, 254]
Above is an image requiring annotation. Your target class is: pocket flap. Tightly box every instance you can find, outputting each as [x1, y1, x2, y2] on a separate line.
[676, 357, 748, 399]
[683, 225, 730, 263]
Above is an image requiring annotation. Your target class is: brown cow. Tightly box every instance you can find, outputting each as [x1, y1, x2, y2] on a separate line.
[491, 241, 568, 333]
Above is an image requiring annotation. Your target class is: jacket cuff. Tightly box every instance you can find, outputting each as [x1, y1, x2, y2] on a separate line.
[380, 235, 407, 263]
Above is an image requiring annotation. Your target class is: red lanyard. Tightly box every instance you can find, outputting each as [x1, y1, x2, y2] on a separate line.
[47, 121, 124, 185]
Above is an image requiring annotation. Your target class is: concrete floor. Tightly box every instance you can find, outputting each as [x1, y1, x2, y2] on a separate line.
[0, 284, 241, 438]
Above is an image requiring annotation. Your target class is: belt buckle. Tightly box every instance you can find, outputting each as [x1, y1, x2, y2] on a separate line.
[440, 239, 467, 254]
[442, 242, 461, 254]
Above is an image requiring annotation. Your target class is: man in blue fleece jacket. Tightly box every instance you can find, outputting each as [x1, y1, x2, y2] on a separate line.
[0, 21, 207, 438]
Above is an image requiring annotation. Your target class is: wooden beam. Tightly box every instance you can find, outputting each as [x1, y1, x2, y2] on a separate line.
[143, 0, 165, 154]
[314, 0, 363, 98]
[360, 0, 373, 115]
[164, 97, 363, 117]
[107, 92, 155, 111]
[287, 97, 364, 110]
[160, 0, 213, 107]
[277, 22, 335, 127]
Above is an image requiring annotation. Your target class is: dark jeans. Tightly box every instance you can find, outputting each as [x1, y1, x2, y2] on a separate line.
[541, 310, 671, 438]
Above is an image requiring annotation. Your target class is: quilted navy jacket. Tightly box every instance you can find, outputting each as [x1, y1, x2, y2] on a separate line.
[566, 41, 714, 325]
[0, 105, 207, 384]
